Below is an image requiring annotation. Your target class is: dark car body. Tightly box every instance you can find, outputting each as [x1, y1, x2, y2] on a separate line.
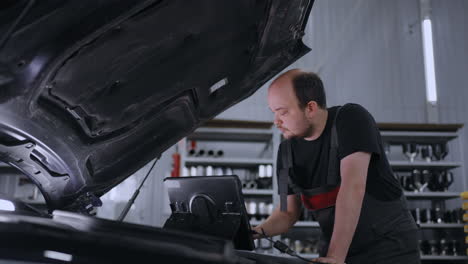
[0, 0, 313, 211]
[0, 0, 313, 263]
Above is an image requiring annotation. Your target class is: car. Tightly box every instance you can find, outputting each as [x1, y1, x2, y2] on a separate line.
[0, 0, 314, 263]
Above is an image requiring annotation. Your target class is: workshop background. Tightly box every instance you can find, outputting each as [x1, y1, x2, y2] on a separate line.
[1, 0, 467, 263]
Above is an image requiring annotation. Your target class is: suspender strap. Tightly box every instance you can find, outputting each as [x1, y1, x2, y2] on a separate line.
[279, 170, 289, 212]
[300, 104, 344, 197]
[327, 105, 344, 186]
[279, 140, 293, 212]
[288, 175, 304, 194]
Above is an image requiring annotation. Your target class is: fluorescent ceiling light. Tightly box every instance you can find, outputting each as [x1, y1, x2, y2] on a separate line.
[0, 199, 15, 212]
[422, 18, 438, 103]
[44, 250, 73, 262]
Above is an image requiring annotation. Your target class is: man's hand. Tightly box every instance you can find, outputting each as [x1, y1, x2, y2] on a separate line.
[311, 256, 344, 264]
[251, 226, 263, 239]
[250, 194, 302, 240]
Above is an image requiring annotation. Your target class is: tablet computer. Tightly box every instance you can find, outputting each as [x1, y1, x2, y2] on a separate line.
[163, 175, 255, 250]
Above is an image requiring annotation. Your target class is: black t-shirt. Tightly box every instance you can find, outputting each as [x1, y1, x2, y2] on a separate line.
[276, 103, 402, 201]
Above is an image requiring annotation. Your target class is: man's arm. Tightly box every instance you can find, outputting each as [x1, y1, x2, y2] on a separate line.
[252, 194, 301, 238]
[314, 151, 370, 264]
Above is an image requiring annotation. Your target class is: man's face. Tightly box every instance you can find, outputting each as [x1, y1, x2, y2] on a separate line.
[267, 78, 311, 139]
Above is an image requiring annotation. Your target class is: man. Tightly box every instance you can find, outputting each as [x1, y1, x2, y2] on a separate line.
[253, 69, 420, 264]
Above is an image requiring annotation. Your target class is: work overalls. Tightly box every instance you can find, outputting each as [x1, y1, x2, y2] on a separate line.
[278, 106, 420, 264]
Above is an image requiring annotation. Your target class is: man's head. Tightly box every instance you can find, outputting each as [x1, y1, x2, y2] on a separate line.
[267, 69, 327, 139]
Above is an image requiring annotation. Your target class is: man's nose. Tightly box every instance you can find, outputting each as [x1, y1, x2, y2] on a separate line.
[274, 115, 282, 127]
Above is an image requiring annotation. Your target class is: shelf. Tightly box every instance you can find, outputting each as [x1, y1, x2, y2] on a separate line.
[390, 161, 461, 169]
[189, 127, 274, 142]
[377, 123, 463, 132]
[404, 192, 461, 199]
[243, 189, 274, 195]
[250, 220, 261, 226]
[179, 123, 467, 264]
[278, 253, 468, 261]
[255, 220, 464, 229]
[246, 251, 320, 260]
[250, 221, 320, 227]
[294, 221, 320, 227]
[184, 157, 274, 166]
[419, 223, 465, 228]
[279, 253, 319, 259]
[249, 221, 320, 228]
[420, 255, 468, 261]
[263, 253, 468, 261]
[380, 131, 458, 142]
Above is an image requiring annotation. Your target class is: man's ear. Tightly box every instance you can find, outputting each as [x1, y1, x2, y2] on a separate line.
[305, 101, 318, 115]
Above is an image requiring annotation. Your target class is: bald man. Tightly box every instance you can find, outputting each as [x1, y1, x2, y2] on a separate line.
[253, 69, 420, 264]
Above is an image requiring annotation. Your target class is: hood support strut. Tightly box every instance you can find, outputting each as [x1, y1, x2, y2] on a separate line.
[118, 156, 160, 222]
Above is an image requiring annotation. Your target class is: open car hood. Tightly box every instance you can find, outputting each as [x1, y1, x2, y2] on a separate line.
[0, 0, 313, 211]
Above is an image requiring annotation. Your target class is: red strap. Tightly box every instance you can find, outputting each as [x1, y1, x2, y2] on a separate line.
[301, 186, 340, 210]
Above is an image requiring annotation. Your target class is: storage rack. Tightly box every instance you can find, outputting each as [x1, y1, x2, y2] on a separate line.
[173, 120, 282, 255]
[176, 121, 467, 261]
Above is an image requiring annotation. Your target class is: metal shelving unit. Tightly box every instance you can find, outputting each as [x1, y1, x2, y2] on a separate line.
[420, 255, 468, 261]
[243, 189, 274, 195]
[404, 192, 461, 199]
[275, 253, 468, 261]
[419, 223, 465, 228]
[381, 124, 466, 261]
[279, 253, 319, 259]
[179, 121, 278, 174]
[293, 221, 320, 227]
[250, 220, 321, 227]
[176, 122, 467, 260]
[250, 220, 262, 226]
[389, 161, 461, 169]
[176, 121, 282, 256]
[187, 127, 274, 142]
[184, 157, 275, 166]
[380, 131, 458, 142]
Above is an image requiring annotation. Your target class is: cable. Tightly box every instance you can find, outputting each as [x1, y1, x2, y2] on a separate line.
[257, 228, 323, 264]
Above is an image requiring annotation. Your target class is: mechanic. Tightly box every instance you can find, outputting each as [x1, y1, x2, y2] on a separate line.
[252, 69, 420, 264]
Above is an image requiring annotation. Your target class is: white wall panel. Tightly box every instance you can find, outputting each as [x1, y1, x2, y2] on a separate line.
[432, 0, 468, 123]
[97, 0, 468, 227]
[217, 0, 468, 189]
[216, 84, 273, 122]
[218, 0, 427, 124]
[431, 0, 468, 191]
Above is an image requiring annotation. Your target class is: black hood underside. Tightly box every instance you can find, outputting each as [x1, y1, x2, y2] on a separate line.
[0, 0, 313, 210]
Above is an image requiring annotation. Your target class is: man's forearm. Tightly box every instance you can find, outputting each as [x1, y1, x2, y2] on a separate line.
[326, 183, 365, 262]
[256, 209, 296, 237]
[254, 194, 301, 238]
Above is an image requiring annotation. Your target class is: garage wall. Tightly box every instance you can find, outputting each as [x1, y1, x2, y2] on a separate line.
[431, 0, 468, 192]
[433, 0, 468, 125]
[218, 0, 427, 123]
[100, 0, 468, 227]
[218, 0, 467, 192]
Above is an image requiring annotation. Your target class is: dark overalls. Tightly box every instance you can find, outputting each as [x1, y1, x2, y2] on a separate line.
[278, 106, 420, 264]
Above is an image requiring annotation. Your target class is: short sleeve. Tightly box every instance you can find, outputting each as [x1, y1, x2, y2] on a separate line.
[336, 104, 381, 160]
